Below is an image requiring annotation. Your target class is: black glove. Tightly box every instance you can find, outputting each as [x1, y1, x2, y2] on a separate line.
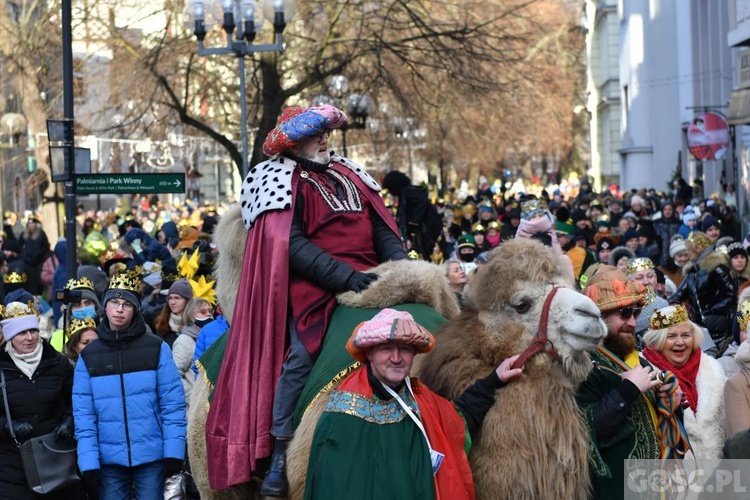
[347, 272, 379, 293]
[54, 415, 75, 442]
[83, 470, 100, 494]
[163, 458, 183, 478]
[7, 421, 33, 442]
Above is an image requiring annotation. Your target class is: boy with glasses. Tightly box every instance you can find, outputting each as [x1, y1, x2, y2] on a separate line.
[72, 270, 186, 498]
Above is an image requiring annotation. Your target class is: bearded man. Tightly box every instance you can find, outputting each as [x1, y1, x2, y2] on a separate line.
[205, 105, 408, 495]
[577, 266, 685, 500]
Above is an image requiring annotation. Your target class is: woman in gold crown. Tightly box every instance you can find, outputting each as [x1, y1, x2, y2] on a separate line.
[0, 301, 75, 498]
[668, 230, 737, 347]
[642, 304, 727, 459]
[63, 317, 98, 365]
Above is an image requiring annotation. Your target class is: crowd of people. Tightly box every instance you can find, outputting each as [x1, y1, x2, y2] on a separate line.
[0, 100, 748, 498]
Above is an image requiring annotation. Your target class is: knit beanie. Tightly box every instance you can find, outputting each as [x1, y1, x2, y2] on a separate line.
[582, 265, 646, 314]
[729, 242, 748, 260]
[682, 212, 697, 224]
[701, 215, 720, 232]
[669, 235, 688, 258]
[168, 279, 193, 300]
[1, 302, 39, 342]
[622, 228, 639, 244]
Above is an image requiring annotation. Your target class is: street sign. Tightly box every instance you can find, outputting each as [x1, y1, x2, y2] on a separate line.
[76, 173, 186, 195]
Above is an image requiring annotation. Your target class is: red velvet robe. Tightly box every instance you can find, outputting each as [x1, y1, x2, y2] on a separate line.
[206, 162, 401, 489]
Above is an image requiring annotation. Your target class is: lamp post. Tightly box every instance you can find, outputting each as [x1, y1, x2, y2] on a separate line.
[184, 0, 296, 179]
[312, 75, 373, 156]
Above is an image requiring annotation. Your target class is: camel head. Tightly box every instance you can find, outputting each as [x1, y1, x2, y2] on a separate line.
[467, 238, 606, 384]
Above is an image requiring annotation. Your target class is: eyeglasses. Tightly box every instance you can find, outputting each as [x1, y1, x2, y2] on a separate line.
[107, 299, 134, 311]
[311, 132, 329, 145]
[617, 306, 642, 320]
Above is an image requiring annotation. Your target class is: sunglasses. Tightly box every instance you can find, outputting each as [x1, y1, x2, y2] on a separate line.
[617, 306, 642, 320]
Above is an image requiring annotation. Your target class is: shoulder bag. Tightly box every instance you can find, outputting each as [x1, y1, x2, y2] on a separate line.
[0, 368, 80, 494]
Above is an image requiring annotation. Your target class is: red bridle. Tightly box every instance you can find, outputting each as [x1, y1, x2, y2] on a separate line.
[511, 286, 561, 370]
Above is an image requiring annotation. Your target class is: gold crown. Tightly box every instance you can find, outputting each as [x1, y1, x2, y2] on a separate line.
[738, 300, 750, 332]
[597, 213, 611, 223]
[4, 301, 36, 319]
[716, 245, 729, 255]
[3, 272, 27, 284]
[687, 231, 712, 249]
[521, 199, 544, 214]
[407, 249, 421, 260]
[163, 271, 181, 282]
[487, 220, 501, 230]
[65, 277, 95, 291]
[472, 223, 486, 233]
[626, 257, 654, 276]
[142, 260, 162, 276]
[0, 304, 5, 319]
[108, 270, 142, 293]
[649, 304, 689, 330]
[68, 317, 98, 337]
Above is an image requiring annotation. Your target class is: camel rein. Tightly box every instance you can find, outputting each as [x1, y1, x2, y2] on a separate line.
[511, 286, 561, 370]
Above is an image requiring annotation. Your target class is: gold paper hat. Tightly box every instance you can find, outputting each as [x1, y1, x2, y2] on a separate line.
[4, 301, 36, 319]
[521, 199, 544, 214]
[687, 231, 712, 249]
[738, 300, 750, 332]
[68, 317, 98, 337]
[108, 270, 141, 294]
[487, 221, 501, 231]
[3, 272, 27, 285]
[65, 276, 95, 292]
[649, 304, 690, 330]
[626, 257, 654, 276]
[407, 249, 421, 260]
[471, 222, 486, 233]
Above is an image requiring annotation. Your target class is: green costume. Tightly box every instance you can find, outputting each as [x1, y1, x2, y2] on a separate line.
[578, 347, 660, 500]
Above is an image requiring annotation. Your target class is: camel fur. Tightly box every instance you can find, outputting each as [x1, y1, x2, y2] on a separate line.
[418, 238, 606, 500]
[188, 204, 459, 499]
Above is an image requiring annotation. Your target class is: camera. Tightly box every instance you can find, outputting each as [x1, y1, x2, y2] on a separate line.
[55, 288, 82, 304]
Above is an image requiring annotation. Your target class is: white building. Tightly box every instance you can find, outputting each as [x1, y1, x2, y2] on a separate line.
[584, 1, 621, 191]
[587, 1, 734, 195]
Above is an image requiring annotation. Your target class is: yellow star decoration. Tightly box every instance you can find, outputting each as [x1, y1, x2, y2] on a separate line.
[178, 248, 201, 279]
[189, 275, 217, 306]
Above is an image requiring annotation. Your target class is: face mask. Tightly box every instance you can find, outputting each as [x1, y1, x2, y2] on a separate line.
[194, 317, 213, 328]
[72, 306, 97, 320]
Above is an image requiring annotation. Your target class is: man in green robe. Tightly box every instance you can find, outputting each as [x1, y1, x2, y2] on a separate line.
[578, 266, 684, 500]
[303, 308, 523, 499]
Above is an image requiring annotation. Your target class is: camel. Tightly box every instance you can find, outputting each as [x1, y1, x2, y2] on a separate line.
[187, 205, 459, 499]
[417, 238, 606, 499]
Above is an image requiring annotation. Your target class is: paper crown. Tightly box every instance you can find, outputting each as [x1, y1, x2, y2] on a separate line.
[649, 304, 690, 330]
[472, 222, 486, 233]
[687, 231, 712, 249]
[738, 300, 750, 332]
[108, 270, 142, 293]
[68, 317, 97, 337]
[597, 214, 611, 225]
[3, 272, 27, 284]
[407, 249, 421, 260]
[487, 221, 501, 230]
[626, 257, 654, 276]
[142, 260, 162, 276]
[521, 199, 544, 214]
[4, 301, 36, 319]
[65, 276, 94, 291]
[189, 275, 217, 306]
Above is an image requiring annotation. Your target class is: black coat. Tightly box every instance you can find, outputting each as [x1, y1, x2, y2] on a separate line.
[0, 340, 74, 499]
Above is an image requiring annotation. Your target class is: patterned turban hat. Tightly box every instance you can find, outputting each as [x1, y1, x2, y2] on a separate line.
[583, 265, 646, 314]
[346, 308, 435, 362]
[262, 105, 348, 156]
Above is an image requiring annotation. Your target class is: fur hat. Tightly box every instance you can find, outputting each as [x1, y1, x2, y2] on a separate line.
[346, 308, 435, 362]
[262, 105, 347, 156]
[669, 235, 688, 258]
[168, 279, 193, 300]
[608, 246, 635, 267]
[582, 265, 646, 314]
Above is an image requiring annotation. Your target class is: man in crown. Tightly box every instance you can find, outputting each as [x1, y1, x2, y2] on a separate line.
[205, 105, 408, 495]
[72, 270, 186, 498]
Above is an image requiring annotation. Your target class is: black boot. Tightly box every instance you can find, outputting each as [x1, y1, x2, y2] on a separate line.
[260, 439, 289, 498]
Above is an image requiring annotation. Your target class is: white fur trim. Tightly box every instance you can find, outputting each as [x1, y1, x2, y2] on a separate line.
[683, 354, 727, 459]
[239, 154, 381, 230]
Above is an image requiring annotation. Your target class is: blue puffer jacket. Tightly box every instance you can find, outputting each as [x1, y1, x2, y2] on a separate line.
[73, 309, 186, 472]
[192, 314, 229, 375]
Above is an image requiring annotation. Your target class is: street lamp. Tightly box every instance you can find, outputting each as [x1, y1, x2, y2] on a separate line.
[312, 75, 373, 156]
[184, 0, 296, 178]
